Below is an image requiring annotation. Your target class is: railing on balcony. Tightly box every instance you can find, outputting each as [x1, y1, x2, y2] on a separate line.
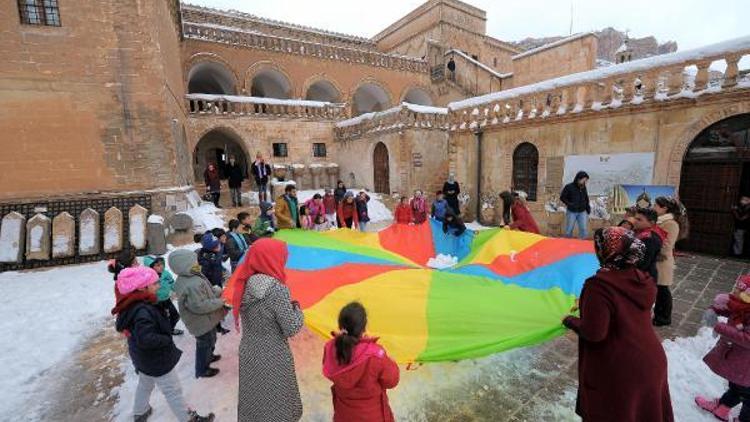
[448, 36, 750, 131]
[335, 103, 449, 140]
[186, 94, 348, 120]
[183, 22, 430, 74]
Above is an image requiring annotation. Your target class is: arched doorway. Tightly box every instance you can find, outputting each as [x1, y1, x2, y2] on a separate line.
[352, 82, 390, 116]
[512, 142, 539, 201]
[187, 62, 237, 94]
[402, 87, 433, 106]
[678, 113, 750, 255]
[305, 80, 341, 102]
[193, 128, 249, 183]
[250, 68, 292, 99]
[373, 142, 390, 194]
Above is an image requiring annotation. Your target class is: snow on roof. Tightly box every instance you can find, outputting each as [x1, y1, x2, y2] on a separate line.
[335, 103, 448, 128]
[446, 49, 513, 78]
[449, 35, 750, 111]
[512, 32, 597, 60]
[184, 21, 263, 36]
[616, 42, 629, 53]
[186, 93, 345, 108]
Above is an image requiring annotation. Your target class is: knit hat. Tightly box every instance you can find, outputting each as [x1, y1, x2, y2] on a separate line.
[736, 275, 750, 294]
[344, 192, 354, 199]
[260, 201, 274, 213]
[201, 232, 220, 250]
[117, 266, 159, 295]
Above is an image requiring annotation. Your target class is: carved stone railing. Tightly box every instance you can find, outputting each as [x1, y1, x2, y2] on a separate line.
[183, 22, 429, 74]
[448, 36, 750, 131]
[334, 103, 449, 140]
[186, 94, 348, 120]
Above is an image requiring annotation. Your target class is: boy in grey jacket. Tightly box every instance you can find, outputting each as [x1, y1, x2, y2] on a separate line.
[169, 249, 227, 378]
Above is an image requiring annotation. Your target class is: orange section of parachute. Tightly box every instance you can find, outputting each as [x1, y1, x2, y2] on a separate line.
[378, 222, 436, 266]
[482, 237, 594, 277]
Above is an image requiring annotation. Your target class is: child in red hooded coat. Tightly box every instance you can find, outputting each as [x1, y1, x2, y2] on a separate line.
[323, 302, 400, 422]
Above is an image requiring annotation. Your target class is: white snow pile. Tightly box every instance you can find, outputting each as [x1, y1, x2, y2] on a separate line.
[296, 189, 393, 223]
[466, 221, 493, 231]
[336, 102, 448, 128]
[181, 203, 225, 233]
[185, 93, 344, 108]
[147, 214, 164, 225]
[427, 254, 459, 269]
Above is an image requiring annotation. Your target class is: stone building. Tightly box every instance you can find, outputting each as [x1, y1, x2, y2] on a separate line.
[1, 0, 749, 259]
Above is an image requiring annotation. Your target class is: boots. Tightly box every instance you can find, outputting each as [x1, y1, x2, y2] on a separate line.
[187, 410, 215, 422]
[134, 406, 152, 422]
[695, 396, 732, 421]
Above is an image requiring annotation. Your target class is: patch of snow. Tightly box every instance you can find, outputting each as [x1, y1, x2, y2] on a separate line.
[186, 93, 344, 108]
[28, 225, 43, 252]
[404, 103, 448, 115]
[0, 216, 22, 262]
[129, 213, 146, 249]
[445, 49, 513, 79]
[104, 223, 120, 250]
[591, 101, 603, 111]
[295, 189, 392, 223]
[291, 163, 306, 169]
[609, 98, 623, 108]
[183, 21, 263, 36]
[631, 95, 644, 105]
[79, 217, 96, 251]
[572, 104, 584, 113]
[52, 234, 69, 255]
[182, 203, 226, 233]
[427, 254, 459, 269]
[147, 215, 164, 225]
[465, 221, 493, 231]
[336, 103, 447, 128]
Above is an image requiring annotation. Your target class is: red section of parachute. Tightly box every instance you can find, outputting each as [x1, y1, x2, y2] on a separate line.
[484, 237, 594, 277]
[286, 264, 408, 308]
[378, 223, 436, 266]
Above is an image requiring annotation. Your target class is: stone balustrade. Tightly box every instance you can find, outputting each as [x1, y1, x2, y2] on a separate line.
[187, 94, 348, 120]
[183, 22, 429, 74]
[334, 103, 450, 140]
[448, 36, 750, 131]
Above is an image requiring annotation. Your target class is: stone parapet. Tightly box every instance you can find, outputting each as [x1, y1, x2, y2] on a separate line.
[187, 94, 348, 120]
[335, 103, 450, 141]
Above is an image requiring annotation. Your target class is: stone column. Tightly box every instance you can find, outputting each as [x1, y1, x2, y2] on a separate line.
[103, 207, 123, 253]
[128, 204, 148, 250]
[0, 212, 26, 263]
[79, 208, 100, 256]
[310, 165, 324, 189]
[291, 165, 308, 189]
[26, 213, 51, 261]
[326, 164, 340, 189]
[52, 212, 76, 258]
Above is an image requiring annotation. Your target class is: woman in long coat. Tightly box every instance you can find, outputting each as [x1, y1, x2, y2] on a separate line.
[653, 196, 687, 326]
[231, 238, 304, 422]
[563, 227, 673, 422]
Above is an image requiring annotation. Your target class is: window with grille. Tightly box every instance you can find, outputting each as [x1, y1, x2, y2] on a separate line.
[512, 142, 539, 201]
[272, 143, 288, 158]
[312, 143, 327, 157]
[18, 0, 61, 26]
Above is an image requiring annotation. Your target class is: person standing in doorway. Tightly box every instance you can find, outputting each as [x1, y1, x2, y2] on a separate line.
[653, 196, 689, 326]
[447, 57, 456, 81]
[443, 175, 461, 216]
[733, 195, 750, 257]
[204, 163, 221, 208]
[226, 156, 245, 208]
[251, 153, 272, 203]
[560, 171, 591, 239]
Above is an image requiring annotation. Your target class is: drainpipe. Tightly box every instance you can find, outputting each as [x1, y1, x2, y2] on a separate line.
[474, 130, 483, 221]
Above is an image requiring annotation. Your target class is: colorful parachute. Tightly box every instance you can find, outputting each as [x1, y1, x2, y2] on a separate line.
[225, 220, 598, 363]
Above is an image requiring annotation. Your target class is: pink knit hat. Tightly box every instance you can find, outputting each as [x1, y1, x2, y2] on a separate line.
[117, 266, 159, 295]
[736, 275, 750, 295]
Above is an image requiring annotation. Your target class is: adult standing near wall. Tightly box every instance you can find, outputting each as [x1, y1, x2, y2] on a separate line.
[443, 174, 461, 216]
[562, 227, 674, 422]
[560, 171, 590, 239]
[251, 153, 272, 203]
[447, 57, 456, 81]
[733, 195, 750, 257]
[204, 163, 221, 208]
[226, 156, 245, 208]
[653, 196, 689, 327]
[231, 238, 305, 422]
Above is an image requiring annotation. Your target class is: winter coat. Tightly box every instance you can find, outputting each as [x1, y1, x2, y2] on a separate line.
[143, 256, 176, 302]
[275, 194, 300, 229]
[356, 194, 371, 223]
[115, 298, 182, 377]
[238, 274, 304, 422]
[431, 199, 449, 221]
[735, 203, 750, 230]
[204, 168, 221, 193]
[169, 249, 226, 338]
[509, 201, 540, 234]
[442, 216, 467, 237]
[703, 294, 750, 387]
[563, 267, 673, 422]
[226, 231, 251, 266]
[334, 186, 347, 203]
[338, 201, 359, 227]
[410, 197, 428, 224]
[305, 199, 326, 222]
[442, 181, 461, 214]
[637, 229, 663, 283]
[323, 337, 400, 422]
[656, 214, 679, 286]
[560, 171, 591, 213]
[251, 161, 272, 184]
[323, 194, 337, 214]
[226, 162, 244, 188]
[252, 217, 275, 237]
[394, 204, 413, 224]
[197, 247, 225, 287]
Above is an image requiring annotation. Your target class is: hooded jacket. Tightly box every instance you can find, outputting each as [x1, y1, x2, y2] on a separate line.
[560, 171, 591, 214]
[114, 294, 182, 377]
[563, 267, 673, 421]
[169, 249, 226, 337]
[253, 201, 276, 237]
[704, 293, 750, 387]
[323, 337, 400, 422]
[394, 203, 413, 224]
[142, 256, 176, 302]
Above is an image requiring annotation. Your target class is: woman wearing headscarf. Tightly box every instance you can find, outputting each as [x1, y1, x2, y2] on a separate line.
[562, 227, 674, 422]
[231, 238, 304, 422]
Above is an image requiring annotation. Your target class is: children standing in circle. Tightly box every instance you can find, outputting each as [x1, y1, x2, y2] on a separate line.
[323, 302, 400, 422]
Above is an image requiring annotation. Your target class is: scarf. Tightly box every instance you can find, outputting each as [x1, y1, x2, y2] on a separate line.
[226, 238, 289, 330]
[728, 294, 750, 327]
[636, 225, 668, 243]
[594, 226, 646, 270]
[229, 232, 248, 253]
[255, 161, 268, 178]
[111, 290, 157, 316]
[411, 197, 426, 213]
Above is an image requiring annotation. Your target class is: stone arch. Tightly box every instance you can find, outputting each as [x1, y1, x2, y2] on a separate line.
[246, 62, 294, 99]
[193, 126, 249, 182]
[500, 138, 548, 204]
[186, 54, 239, 95]
[666, 102, 750, 186]
[351, 79, 393, 116]
[302, 75, 343, 103]
[373, 142, 391, 194]
[512, 142, 539, 201]
[400, 85, 434, 106]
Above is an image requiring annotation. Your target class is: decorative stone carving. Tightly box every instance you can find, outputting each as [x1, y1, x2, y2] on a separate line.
[26, 213, 51, 261]
[103, 207, 123, 253]
[52, 212, 76, 258]
[79, 208, 100, 256]
[128, 204, 148, 249]
[0, 212, 26, 263]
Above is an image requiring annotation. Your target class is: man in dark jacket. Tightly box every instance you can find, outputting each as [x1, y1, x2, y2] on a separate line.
[226, 156, 245, 207]
[632, 208, 665, 284]
[560, 171, 591, 239]
[251, 153, 272, 203]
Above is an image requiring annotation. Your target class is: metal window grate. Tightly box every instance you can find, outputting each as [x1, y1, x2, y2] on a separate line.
[273, 142, 288, 158]
[18, 0, 60, 26]
[312, 143, 327, 158]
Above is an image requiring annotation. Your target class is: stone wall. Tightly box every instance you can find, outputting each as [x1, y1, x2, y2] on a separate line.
[510, 34, 598, 88]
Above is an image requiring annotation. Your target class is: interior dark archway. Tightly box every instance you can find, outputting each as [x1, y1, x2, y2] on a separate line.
[403, 87, 433, 106]
[250, 68, 292, 99]
[353, 83, 390, 116]
[187, 62, 237, 94]
[305, 80, 341, 102]
[193, 129, 249, 183]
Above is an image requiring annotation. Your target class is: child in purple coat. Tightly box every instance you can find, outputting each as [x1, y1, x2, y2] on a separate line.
[696, 275, 750, 421]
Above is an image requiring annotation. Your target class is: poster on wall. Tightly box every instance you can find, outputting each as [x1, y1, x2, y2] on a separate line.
[562, 153, 655, 196]
[611, 185, 677, 213]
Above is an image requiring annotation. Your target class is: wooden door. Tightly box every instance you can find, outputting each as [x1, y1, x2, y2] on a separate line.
[679, 162, 741, 255]
[373, 142, 390, 194]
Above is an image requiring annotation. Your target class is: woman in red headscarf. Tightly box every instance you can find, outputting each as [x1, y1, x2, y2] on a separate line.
[562, 227, 674, 422]
[230, 238, 305, 422]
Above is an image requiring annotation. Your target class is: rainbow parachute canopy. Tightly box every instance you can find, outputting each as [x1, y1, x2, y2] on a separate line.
[226, 220, 598, 363]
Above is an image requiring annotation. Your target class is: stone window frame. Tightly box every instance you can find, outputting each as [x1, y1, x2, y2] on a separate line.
[512, 142, 539, 202]
[312, 142, 327, 158]
[18, 0, 61, 27]
[272, 142, 288, 158]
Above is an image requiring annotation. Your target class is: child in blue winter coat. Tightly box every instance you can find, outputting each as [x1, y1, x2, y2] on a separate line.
[431, 191, 449, 222]
[144, 255, 183, 336]
[195, 232, 226, 288]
